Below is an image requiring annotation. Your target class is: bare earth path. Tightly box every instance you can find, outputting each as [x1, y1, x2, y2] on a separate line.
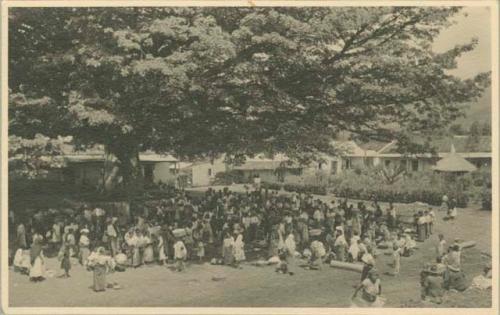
[9, 196, 491, 308]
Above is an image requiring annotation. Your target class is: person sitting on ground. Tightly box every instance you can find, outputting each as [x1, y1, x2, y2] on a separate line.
[402, 233, 416, 257]
[435, 256, 447, 275]
[308, 237, 326, 270]
[13, 246, 30, 275]
[471, 263, 492, 290]
[275, 251, 293, 275]
[352, 270, 384, 307]
[443, 263, 467, 292]
[421, 265, 445, 304]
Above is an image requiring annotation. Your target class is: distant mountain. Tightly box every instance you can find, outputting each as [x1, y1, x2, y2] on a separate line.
[456, 86, 492, 128]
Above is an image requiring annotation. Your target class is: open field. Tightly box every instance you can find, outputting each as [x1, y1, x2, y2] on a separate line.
[9, 199, 491, 308]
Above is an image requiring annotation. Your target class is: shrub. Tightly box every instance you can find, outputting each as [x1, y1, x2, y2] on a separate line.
[329, 169, 471, 207]
[481, 189, 492, 210]
[213, 170, 247, 185]
[261, 182, 282, 191]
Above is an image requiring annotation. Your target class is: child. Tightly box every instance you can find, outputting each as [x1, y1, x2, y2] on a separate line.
[79, 228, 91, 266]
[392, 243, 401, 276]
[58, 243, 71, 278]
[275, 251, 293, 275]
[174, 237, 187, 272]
[64, 228, 76, 257]
[436, 234, 447, 258]
[196, 239, 205, 263]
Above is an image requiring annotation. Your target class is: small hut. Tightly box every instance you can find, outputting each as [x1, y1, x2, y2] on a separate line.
[432, 144, 477, 174]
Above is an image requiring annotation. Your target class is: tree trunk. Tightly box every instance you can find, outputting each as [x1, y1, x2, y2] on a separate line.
[103, 144, 144, 195]
[119, 149, 144, 194]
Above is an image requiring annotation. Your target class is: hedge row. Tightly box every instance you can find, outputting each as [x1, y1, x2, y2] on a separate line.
[331, 187, 469, 208]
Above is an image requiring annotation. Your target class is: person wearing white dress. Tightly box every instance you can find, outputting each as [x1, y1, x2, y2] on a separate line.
[233, 234, 245, 267]
[29, 239, 46, 282]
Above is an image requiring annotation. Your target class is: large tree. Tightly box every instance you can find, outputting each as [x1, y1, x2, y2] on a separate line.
[8, 7, 490, 190]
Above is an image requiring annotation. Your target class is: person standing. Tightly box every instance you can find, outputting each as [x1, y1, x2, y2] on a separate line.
[392, 244, 401, 276]
[174, 237, 187, 272]
[233, 233, 246, 268]
[79, 228, 91, 266]
[29, 238, 46, 282]
[436, 234, 447, 258]
[16, 221, 27, 250]
[222, 231, 235, 265]
[449, 198, 458, 220]
[428, 208, 435, 235]
[334, 229, 348, 262]
[417, 212, 426, 242]
[58, 243, 71, 278]
[106, 217, 119, 257]
[87, 247, 115, 292]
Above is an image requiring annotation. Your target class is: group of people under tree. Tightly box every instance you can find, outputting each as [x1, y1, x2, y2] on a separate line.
[11, 185, 472, 302]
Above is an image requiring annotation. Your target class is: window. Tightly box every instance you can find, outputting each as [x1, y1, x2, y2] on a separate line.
[364, 157, 374, 167]
[208, 168, 212, 176]
[144, 164, 154, 183]
[384, 160, 391, 168]
[343, 158, 351, 170]
[412, 160, 419, 172]
[318, 162, 323, 170]
[400, 159, 407, 170]
[290, 168, 303, 176]
[331, 161, 338, 175]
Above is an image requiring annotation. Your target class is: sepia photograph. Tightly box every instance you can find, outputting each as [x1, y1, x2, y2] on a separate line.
[1, 1, 498, 314]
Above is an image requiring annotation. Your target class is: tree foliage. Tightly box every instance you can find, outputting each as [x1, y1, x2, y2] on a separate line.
[9, 7, 490, 185]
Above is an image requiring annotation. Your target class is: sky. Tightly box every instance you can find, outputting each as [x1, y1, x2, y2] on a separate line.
[432, 6, 492, 125]
[433, 6, 492, 79]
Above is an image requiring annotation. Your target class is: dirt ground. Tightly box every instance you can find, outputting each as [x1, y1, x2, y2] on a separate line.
[8, 198, 492, 308]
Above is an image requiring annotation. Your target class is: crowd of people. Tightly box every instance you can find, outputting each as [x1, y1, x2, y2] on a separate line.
[9, 186, 476, 305]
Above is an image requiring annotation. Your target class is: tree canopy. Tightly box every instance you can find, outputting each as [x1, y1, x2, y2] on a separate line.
[9, 7, 490, 185]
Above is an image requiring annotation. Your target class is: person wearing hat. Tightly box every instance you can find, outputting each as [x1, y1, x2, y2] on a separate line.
[421, 265, 445, 304]
[79, 228, 91, 266]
